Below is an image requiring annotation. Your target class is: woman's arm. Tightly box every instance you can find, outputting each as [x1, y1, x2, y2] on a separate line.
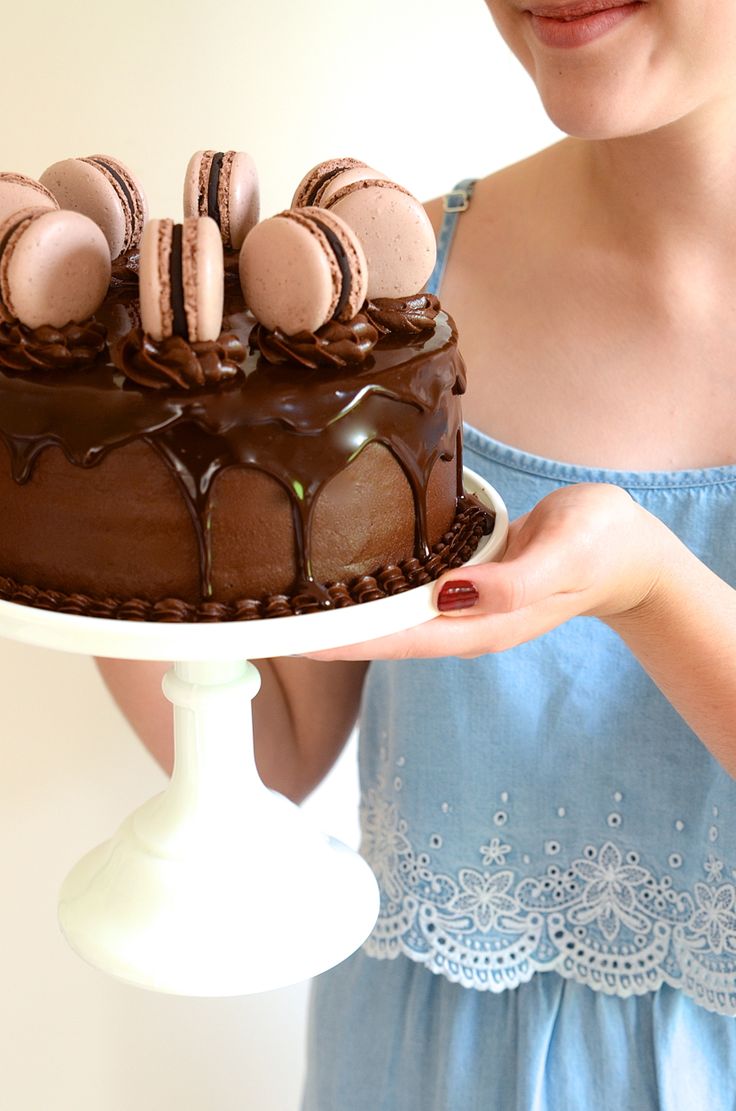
[308, 483, 736, 778]
[96, 656, 369, 803]
[604, 540, 736, 777]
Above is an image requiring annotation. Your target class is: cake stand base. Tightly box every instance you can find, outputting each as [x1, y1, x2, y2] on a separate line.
[58, 659, 381, 996]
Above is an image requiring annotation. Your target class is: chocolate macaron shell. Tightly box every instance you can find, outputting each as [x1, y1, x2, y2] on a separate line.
[291, 157, 370, 209]
[0, 207, 111, 329]
[39, 155, 147, 260]
[183, 215, 224, 342]
[139, 216, 224, 343]
[240, 212, 341, 335]
[316, 164, 390, 207]
[183, 149, 211, 220]
[183, 150, 259, 250]
[0, 172, 58, 226]
[91, 154, 148, 251]
[223, 152, 259, 250]
[299, 206, 368, 322]
[325, 179, 437, 300]
[240, 207, 367, 335]
[138, 218, 171, 341]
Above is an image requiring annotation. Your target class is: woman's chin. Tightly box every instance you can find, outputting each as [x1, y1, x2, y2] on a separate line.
[535, 85, 659, 140]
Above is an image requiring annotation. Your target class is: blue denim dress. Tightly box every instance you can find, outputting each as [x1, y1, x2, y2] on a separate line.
[301, 183, 736, 1111]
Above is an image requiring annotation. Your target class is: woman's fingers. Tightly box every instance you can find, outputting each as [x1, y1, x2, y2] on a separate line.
[305, 483, 669, 662]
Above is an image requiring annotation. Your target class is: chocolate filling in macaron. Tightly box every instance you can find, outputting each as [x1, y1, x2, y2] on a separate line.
[308, 215, 353, 320]
[206, 152, 225, 226]
[88, 158, 137, 230]
[169, 223, 189, 340]
[303, 165, 350, 207]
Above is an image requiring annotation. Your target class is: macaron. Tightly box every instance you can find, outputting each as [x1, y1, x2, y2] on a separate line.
[0, 207, 111, 329]
[291, 157, 388, 209]
[183, 150, 259, 250]
[0, 172, 58, 226]
[323, 179, 437, 300]
[239, 206, 368, 336]
[39, 155, 148, 260]
[139, 216, 224, 343]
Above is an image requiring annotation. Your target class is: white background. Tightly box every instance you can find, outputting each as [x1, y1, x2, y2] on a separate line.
[0, 2, 559, 1107]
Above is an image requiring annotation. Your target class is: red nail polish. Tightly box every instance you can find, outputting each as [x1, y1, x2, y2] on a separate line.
[437, 580, 479, 612]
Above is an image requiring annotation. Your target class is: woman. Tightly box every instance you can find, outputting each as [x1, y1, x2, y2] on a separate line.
[101, 2, 736, 1105]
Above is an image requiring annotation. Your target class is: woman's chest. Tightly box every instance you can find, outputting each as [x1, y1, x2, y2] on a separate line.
[446, 268, 736, 472]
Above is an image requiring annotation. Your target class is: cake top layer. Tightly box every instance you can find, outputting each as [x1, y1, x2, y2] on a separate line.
[0, 286, 461, 471]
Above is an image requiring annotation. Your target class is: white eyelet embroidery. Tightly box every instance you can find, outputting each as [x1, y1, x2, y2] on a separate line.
[360, 788, 736, 1016]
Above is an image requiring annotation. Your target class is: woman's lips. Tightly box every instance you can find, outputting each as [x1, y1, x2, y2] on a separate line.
[525, 1, 642, 48]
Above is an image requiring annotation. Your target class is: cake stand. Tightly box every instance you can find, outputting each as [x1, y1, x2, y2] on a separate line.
[0, 469, 508, 997]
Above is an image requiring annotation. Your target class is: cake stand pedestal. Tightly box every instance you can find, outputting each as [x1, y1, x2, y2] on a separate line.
[0, 470, 508, 996]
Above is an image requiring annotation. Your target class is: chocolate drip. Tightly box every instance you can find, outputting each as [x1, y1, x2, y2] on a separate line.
[0, 291, 466, 605]
[456, 428, 464, 499]
[147, 424, 232, 598]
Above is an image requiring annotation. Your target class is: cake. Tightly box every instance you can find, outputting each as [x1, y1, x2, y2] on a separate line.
[0, 155, 491, 622]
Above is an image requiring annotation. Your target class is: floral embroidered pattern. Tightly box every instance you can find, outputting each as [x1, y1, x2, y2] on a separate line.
[360, 788, 736, 1016]
[567, 842, 651, 941]
[480, 837, 512, 868]
[447, 869, 524, 933]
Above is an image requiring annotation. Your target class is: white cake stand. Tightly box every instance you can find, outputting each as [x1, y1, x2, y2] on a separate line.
[0, 470, 508, 997]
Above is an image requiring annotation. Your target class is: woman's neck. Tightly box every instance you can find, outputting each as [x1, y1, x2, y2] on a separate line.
[568, 98, 736, 256]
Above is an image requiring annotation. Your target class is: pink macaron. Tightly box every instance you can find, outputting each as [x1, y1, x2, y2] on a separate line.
[139, 216, 224, 343]
[39, 155, 148, 261]
[291, 157, 388, 209]
[0, 172, 58, 227]
[239, 206, 368, 336]
[0, 206, 111, 329]
[323, 179, 437, 300]
[183, 150, 259, 251]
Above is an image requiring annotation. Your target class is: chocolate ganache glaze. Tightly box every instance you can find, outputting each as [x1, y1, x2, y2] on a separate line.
[0, 283, 489, 619]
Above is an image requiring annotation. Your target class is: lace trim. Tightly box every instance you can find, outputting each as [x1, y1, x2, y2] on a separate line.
[359, 788, 736, 1017]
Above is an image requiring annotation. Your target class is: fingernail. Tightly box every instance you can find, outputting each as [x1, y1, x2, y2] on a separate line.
[436, 580, 479, 612]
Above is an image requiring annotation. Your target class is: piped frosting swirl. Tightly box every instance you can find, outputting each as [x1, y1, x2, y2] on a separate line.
[111, 326, 245, 390]
[251, 315, 379, 369]
[363, 293, 440, 336]
[0, 318, 107, 372]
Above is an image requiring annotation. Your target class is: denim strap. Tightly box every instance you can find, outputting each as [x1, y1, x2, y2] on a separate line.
[424, 178, 477, 297]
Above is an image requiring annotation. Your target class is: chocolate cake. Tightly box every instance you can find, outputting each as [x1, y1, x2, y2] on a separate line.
[0, 287, 490, 621]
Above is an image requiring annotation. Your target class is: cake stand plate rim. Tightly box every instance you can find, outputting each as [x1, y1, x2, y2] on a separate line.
[0, 468, 508, 661]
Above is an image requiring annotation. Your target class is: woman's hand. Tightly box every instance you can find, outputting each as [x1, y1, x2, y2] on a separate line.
[308, 483, 672, 661]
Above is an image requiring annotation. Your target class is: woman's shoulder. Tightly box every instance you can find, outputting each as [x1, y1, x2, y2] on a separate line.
[424, 140, 569, 238]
